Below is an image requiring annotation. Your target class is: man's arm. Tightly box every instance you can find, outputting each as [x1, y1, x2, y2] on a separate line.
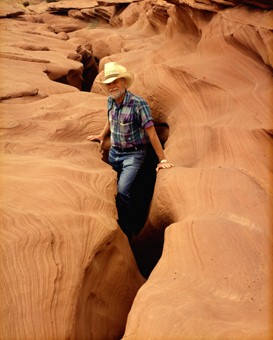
[145, 125, 174, 172]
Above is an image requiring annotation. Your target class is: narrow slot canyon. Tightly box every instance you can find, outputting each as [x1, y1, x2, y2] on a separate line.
[46, 44, 171, 279]
[1, 1, 272, 340]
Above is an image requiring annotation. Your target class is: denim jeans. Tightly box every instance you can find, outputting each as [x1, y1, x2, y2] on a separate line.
[108, 146, 147, 238]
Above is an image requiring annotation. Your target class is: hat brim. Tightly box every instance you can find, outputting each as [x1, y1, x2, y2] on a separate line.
[98, 72, 134, 88]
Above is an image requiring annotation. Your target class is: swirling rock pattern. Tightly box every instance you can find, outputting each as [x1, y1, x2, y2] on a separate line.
[0, 0, 272, 339]
[0, 13, 144, 338]
[0, 91, 145, 339]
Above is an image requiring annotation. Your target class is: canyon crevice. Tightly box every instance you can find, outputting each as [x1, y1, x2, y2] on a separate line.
[0, 0, 272, 339]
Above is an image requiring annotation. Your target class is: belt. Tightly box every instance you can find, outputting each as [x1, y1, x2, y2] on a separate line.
[113, 144, 146, 152]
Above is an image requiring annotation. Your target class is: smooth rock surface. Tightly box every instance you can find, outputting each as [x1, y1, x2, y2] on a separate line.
[0, 0, 272, 339]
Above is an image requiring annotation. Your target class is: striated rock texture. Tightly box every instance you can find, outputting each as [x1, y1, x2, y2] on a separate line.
[0, 0, 272, 340]
[0, 5, 145, 339]
[0, 90, 145, 339]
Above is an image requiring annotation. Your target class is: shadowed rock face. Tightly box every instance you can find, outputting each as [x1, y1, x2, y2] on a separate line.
[0, 1, 272, 340]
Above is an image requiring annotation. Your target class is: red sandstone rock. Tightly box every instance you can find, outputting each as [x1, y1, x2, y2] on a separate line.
[0, 90, 145, 339]
[0, 0, 272, 339]
[0, 1, 25, 17]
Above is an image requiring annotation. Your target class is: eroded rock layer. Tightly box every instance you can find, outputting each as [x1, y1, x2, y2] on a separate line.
[0, 0, 272, 339]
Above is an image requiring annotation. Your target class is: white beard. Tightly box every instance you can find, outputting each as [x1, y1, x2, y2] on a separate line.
[109, 88, 125, 101]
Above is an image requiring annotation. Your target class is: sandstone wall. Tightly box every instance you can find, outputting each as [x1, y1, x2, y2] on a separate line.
[0, 0, 272, 339]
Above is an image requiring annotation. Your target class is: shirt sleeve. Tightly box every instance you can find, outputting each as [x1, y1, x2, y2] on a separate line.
[138, 101, 154, 128]
[144, 120, 154, 129]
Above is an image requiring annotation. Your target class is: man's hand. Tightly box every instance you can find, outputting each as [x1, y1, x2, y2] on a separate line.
[86, 134, 102, 142]
[156, 161, 174, 172]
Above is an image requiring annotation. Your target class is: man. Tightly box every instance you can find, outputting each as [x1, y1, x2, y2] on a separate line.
[87, 62, 174, 239]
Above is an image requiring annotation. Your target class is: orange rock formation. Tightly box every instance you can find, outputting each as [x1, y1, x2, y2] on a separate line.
[0, 0, 272, 339]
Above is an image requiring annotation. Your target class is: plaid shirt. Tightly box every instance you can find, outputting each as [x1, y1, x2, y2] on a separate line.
[108, 91, 154, 149]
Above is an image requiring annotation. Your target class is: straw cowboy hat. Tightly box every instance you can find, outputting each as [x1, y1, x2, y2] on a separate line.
[99, 62, 134, 88]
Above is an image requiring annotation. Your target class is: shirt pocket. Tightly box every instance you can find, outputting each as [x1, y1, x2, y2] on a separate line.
[119, 121, 132, 136]
[119, 113, 134, 124]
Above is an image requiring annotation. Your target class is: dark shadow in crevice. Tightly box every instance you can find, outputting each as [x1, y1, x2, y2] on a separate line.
[77, 47, 99, 92]
[130, 121, 169, 232]
[130, 223, 165, 279]
[129, 122, 169, 278]
[115, 3, 129, 14]
[44, 47, 99, 92]
[130, 142, 158, 235]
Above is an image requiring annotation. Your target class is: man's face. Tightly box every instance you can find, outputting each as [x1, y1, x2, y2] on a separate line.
[106, 78, 126, 102]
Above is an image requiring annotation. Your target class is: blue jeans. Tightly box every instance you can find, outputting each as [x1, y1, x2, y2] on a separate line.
[108, 147, 147, 237]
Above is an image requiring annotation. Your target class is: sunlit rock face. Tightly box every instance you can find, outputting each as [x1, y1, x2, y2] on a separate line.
[0, 0, 272, 339]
